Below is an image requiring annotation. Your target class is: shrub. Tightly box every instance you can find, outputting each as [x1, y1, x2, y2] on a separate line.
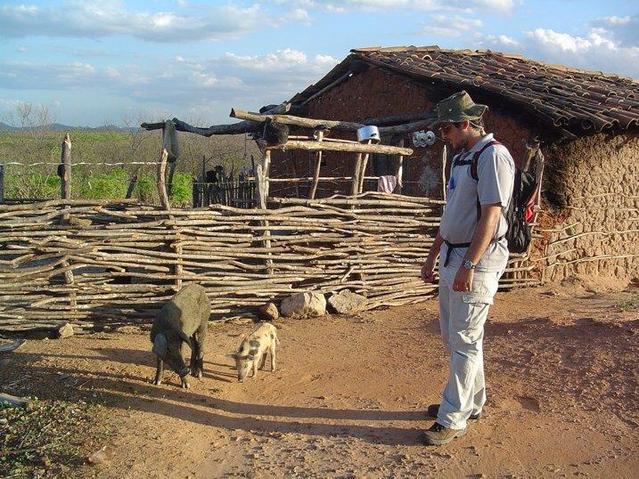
[78, 168, 128, 200]
[169, 173, 193, 206]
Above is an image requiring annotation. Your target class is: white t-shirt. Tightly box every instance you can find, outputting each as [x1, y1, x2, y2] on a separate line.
[439, 133, 515, 271]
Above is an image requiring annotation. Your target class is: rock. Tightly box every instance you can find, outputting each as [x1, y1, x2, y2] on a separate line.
[87, 446, 110, 465]
[280, 292, 326, 318]
[57, 323, 74, 339]
[327, 290, 367, 314]
[258, 302, 279, 321]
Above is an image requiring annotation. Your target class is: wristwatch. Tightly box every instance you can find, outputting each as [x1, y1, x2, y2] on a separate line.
[462, 259, 477, 270]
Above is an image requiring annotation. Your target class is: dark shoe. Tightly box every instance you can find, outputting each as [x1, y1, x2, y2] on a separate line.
[426, 404, 481, 420]
[422, 422, 467, 446]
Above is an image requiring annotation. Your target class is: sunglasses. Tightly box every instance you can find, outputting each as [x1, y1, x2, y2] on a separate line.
[437, 123, 455, 134]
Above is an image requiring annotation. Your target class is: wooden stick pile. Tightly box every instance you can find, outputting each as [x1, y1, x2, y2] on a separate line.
[0, 193, 537, 333]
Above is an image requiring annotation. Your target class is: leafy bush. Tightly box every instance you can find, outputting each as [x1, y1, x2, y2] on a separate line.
[4, 172, 60, 199]
[134, 174, 156, 203]
[169, 172, 193, 206]
[78, 168, 129, 200]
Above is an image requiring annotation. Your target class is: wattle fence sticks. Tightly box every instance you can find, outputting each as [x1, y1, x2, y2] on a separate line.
[0, 192, 537, 334]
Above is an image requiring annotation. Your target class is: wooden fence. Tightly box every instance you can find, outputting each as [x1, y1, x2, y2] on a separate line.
[0, 192, 538, 334]
[192, 179, 257, 208]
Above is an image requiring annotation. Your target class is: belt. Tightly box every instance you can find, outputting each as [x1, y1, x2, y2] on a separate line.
[442, 236, 505, 267]
[442, 241, 471, 267]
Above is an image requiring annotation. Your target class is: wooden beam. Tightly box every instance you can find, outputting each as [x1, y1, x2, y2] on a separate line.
[268, 140, 413, 156]
[232, 108, 437, 135]
[231, 108, 363, 132]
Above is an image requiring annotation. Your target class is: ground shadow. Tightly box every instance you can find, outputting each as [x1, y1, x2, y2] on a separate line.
[4, 359, 430, 446]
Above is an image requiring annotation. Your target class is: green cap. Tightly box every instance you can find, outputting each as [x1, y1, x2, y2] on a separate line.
[433, 90, 488, 126]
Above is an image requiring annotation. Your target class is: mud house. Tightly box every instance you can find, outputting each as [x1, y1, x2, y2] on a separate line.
[269, 46, 639, 283]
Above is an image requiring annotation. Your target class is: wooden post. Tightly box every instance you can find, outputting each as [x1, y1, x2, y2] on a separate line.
[358, 153, 371, 193]
[395, 138, 405, 195]
[56, 134, 76, 308]
[309, 130, 323, 199]
[351, 153, 363, 196]
[157, 148, 170, 210]
[263, 149, 271, 200]
[441, 144, 448, 202]
[125, 165, 141, 199]
[59, 133, 72, 200]
[162, 120, 179, 196]
[356, 139, 374, 194]
[174, 231, 183, 290]
[256, 152, 274, 275]
[394, 156, 403, 194]
[0, 164, 4, 203]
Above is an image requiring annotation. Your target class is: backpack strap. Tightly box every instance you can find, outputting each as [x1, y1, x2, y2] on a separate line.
[470, 139, 501, 222]
[470, 140, 501, 181]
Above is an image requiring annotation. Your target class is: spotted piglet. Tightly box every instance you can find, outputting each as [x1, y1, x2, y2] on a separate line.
[231, 323, 279, 382]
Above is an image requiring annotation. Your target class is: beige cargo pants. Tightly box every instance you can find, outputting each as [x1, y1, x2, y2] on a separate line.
[436, 260, 503, 430]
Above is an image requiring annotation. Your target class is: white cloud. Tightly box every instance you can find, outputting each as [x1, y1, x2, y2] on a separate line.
[475, 0, 514, 13]
[224, 49, 337, 73]
[283, 0, 513, 14]
[592, 14, 639, 47]
[423, 14, 482, 37]
[599, 15, 631, 26]
[525, 28, 639, 78]
[496, 34, 519, 47]
[477, 24, 639, 79]
[0, 2, 265, 42]
[0, 49, 340, 123]
[286, 8, 312, 24]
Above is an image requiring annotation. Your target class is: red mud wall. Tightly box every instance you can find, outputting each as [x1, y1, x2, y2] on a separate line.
[271, 67, 536, 198]
[539, 132, 639, 282]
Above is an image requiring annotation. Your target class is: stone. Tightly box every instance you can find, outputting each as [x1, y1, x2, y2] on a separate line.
[327, 290, 367, 314]
[280, 292, 326, 318]
[258, 302, 279, 321]
[87, 446, 111, 465]
[57, 322, 74, 339]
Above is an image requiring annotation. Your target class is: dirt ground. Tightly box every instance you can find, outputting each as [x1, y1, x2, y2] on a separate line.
[1, 279, 638, 479]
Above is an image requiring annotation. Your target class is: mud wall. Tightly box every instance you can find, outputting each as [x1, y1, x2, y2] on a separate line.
[540, 132, 639, 282]
[271, 67, 537, 198]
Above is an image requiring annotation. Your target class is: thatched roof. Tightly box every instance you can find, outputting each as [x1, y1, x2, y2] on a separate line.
[290, 46, 639, 136]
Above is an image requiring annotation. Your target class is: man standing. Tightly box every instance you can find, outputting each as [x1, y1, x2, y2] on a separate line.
[421, 90, 515, 445]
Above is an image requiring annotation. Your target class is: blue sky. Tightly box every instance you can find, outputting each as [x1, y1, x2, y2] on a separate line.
[1, 0, 637, 127]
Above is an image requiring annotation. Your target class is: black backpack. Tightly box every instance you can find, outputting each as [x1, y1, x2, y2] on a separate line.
[466, 141, 538, 254]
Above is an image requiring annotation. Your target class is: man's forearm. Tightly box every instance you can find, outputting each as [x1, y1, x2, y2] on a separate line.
[465, 204, 501, 264]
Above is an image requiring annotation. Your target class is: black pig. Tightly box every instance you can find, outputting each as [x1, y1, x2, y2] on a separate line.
[150, 283, 211, 388]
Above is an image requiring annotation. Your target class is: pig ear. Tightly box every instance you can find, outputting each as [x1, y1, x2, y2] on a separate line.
[152, 333, 168, 359]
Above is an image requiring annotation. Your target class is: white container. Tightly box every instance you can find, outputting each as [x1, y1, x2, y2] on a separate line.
[357, 125, 381, 143]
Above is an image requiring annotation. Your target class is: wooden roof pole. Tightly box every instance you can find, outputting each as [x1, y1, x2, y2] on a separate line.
[267, 140, 412, 156]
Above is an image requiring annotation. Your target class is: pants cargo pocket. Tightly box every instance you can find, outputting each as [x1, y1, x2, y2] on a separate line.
[462, 271, 499, 305]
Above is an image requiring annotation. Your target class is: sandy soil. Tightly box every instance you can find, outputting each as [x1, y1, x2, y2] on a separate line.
[1, 280, 638, 478]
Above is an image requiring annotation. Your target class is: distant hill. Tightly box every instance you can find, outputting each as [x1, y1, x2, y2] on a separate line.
[0, 121, 137, 133]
